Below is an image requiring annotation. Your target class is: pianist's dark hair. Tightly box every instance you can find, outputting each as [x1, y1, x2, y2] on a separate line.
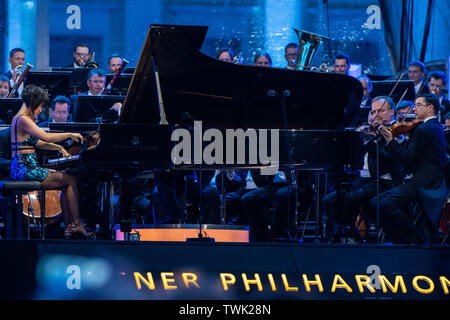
[418, 93, 440, 115]
[87, 68, 106, 80]
[51, 95, 71, 111]
[254, 52, 272, 65]
[21, 85, 49, 113]
[9, 48, 25, 58]
[372, 96, 394, 110]
[216, 48, 235, 60]
[334, 53, 350, 65]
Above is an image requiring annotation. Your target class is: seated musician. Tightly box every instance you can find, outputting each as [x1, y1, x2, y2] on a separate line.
[108, 54, 123, 74]
[333, 53, 350, 75]
[253, 52, 272, 67]
[241, 170, 312, 241]
[70, 68, 122, 121]
[216, 49, 235, 63]
[284, 43, 299, 70]
[67, 44, 92, 68]
[322, 96, 405, 243]
[0, 75, 11, 98]
[395, 100, 414, 121]
[4, 48, 26, 97]
[375, 94, 447, 244]
[154, 170, 219, 224]
[427, 71, 450, 121]
[10, 84, 93, 239]
[38, 95, 71, 127]
[407, 61, 430, 95]
[357, 75, 373, 108]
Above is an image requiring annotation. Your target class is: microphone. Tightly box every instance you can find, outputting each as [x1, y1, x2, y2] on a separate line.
[267, 90, 277, 97]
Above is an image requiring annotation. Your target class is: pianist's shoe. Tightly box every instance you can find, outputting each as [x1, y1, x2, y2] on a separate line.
[64, 223, 96, 240]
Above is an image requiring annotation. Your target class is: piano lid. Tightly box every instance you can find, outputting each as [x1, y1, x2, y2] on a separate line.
[119, 24, 363, 130]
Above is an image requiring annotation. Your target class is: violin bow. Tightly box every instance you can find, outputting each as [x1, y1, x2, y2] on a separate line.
[400, 81, 427, 122]
[369, 72, 405, 129]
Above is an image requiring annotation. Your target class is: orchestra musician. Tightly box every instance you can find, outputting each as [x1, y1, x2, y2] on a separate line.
[216, 49, 235, 62]
[322, 96, 405, 243]
[427, 71, 450, 120]
[375, 94, 447, 244]
[357, 75, 373, 108]
[0, 75, 10, 98]
[333, 54, 350, 75]
[107, 54, 123, 74]
[68, 44, 92, 68]
[253, 52, 272, 67]
[284, 43, 299, 70]
[9, 84, 93, 239]
[407, 61, 430, 95]
[4, 48, 26, 97]
[70, 68, 122, 121]
[38, 95, 71, 127]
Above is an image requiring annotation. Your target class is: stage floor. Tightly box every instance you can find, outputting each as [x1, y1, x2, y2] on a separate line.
[0, 239, 449, 300]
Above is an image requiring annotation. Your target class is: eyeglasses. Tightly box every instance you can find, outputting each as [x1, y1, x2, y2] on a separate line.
[76, 52, 90, 57]
[415, 103, 430, 108]
[88, 80, 105, 84]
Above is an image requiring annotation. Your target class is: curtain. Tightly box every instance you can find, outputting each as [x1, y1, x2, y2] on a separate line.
[379, 0, 449, 75]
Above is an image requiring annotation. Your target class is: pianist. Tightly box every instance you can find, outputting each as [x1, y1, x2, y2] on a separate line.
[10, 84, 93, 239]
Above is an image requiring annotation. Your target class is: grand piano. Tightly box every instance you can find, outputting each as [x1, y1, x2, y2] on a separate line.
[46, 24, 365, 239]
[50, 24, 364, 171]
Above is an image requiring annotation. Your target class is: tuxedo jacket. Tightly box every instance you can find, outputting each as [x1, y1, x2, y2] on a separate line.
[387, 118, 447, 225]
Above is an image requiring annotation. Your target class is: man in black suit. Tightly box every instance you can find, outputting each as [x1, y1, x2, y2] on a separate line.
[70, 68, 121, 122]
[407, 61, 430, 95]
[38, 95, 71, 127]
[376, 94, 447, 243]
[427, 71, 450, 122]
[3, 48, 26, 97]
[322, 96, 405, 243]
[67, 44, 92, 68]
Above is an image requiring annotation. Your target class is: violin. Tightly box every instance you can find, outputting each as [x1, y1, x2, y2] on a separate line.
[22, 190, 62, 224]
[385, 118, 422, 136]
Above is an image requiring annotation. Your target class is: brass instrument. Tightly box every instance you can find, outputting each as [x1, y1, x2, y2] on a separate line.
[84, 51, 100, 68]
[292, 28, 329, 71]
[8, 63, 32, 98]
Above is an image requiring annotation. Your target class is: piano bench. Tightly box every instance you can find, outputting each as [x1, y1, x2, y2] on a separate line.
[0, 180, 47, 240]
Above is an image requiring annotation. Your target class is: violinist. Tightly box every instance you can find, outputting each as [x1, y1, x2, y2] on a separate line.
[322, 96, 405, 243]
[375, 94, 447, 244]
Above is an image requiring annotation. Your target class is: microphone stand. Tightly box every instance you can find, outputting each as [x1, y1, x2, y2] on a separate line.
[268, 89, 298, 240]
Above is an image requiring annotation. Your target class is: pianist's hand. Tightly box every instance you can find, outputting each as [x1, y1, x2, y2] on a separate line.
[69, 133, 84, 144]
[59, 147, 71, 158]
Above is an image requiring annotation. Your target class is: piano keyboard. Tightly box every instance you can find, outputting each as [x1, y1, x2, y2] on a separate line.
[45, 154, 80, 168]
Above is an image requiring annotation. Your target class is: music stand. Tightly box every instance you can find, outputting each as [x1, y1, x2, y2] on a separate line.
[105, 74, 132, 95]
[24, 71, 72, 101]
[123, 68, 135, 74]
[0, 98, 22, 124]
[53, 67, 91, 94]
[72, 95, 125, 123]
[371, 80, 416, 104]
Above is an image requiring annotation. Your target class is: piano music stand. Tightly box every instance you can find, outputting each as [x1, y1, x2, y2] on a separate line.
[371, 80, 416, 104]
[0, 98, 22, 124]
[24, 71, 72, 101]
[72, 95, 125, 123]
[105, 74, 132, 96]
